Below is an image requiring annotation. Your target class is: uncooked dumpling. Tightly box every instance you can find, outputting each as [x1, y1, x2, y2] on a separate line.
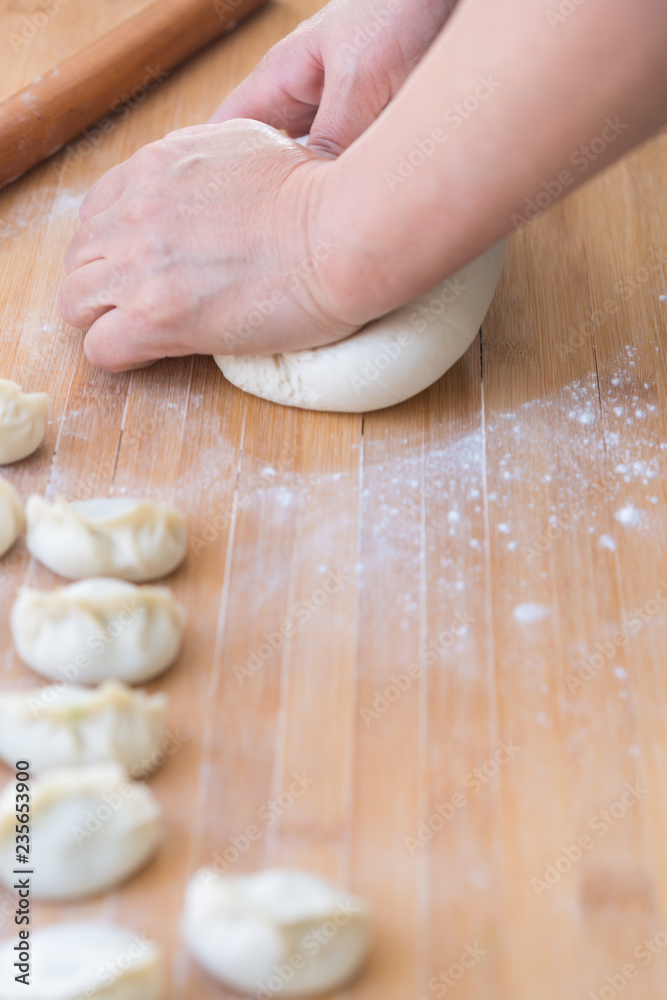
[0, 763, 162, 900]
[0, 921, 165, 1000]
[26, 496, 188, 581]
[215, 242, 505, 412]
[182, 867, 371, 996]
[11, 578, 186, 684]
[0, 681, 167, 775]
[0, 476, 23, 557]
[0, 378, 49, 463]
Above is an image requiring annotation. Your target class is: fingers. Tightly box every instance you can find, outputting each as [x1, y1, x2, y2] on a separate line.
[307, 71, 389, 159]
[79, 161, 129, 223]
[64, 212, 112, 277]
[58, 258, 123, 331]
[82, 308, 162, 373]
[208, 39, 324, 137]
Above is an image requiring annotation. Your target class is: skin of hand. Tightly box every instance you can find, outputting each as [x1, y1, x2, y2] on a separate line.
[58, 0, 456, 371]
[59, 0, 667, 372]
[314, 0, 667, 325]
[208, 0, 458, 157]
[57, 121, 354, 371]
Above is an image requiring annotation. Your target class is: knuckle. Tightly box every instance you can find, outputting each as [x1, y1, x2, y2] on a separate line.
[128, 280, 178, 334]
[119, 197, 151, 227]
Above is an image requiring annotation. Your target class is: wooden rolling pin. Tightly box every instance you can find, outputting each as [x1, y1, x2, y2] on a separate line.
[0, 0, 269, 190]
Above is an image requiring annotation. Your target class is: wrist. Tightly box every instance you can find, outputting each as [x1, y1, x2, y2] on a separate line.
[309, 153, 429, 331]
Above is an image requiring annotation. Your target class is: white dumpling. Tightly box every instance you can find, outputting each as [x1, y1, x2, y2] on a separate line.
[0, 763, 162, 900]
[10, 578, 186, 684]
[0, 921, 165, 1000]
[25, 496, 188, 581]
[0, 680, 167, 776]
[182, 868, 371, 997]
[0, 477, 23, 558]
[0, 379, 49, 464]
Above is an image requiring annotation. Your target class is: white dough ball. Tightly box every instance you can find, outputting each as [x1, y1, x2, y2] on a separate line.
[0, 477, 23, 558]
[0, 921, 165, 1000]
[25, 496, 188, 581]
[0, 763, 162, 900]
[0, 681, 167, 776]
[10, 578, 186, 684]
[215, 242, 505, 413]
[182, 868, 371, 997]
[0, 379, 49, 465]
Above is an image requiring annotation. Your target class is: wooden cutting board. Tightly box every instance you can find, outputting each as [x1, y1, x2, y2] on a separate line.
[1, 1, 667, 998]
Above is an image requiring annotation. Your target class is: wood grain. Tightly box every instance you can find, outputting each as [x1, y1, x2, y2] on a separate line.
[0, 0, 268, 189]
[1, 1, 667, 998]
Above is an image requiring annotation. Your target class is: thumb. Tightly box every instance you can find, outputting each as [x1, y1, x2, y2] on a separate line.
[208, 38, 325, 138]
[306, 70, 390, 159]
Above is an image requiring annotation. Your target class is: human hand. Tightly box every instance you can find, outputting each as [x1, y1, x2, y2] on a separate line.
[57, 121, 358, 372]
[208, 0, 457, 158]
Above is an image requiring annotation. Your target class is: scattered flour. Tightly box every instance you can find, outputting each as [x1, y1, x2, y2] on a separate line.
[615, 505, 643, 527]
[513, 603, 552, 624]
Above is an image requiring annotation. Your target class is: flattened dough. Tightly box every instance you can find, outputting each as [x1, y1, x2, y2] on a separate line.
[26, 496, 188, 581]
[216, 242, 505, 412]
[11, 578, 186, 684]
[0, 378, 49, 464]
[0, 681, 167, 775]
[0, 476, 23, 557]
[0, 922, 165, 1000]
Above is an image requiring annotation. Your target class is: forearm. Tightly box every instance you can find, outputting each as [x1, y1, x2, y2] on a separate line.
[318, 0, 667, 324]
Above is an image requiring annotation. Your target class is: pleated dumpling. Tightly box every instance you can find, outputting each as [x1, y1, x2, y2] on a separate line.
[0, 378, 49, 464]
[0, 476, 24, 557]
[182, 867, 371, 997]
[0, 763, 162, 900]
[0, 681, 167, 776]
[0, 921, 165, 1000]
[26, 495, 187, 581]
[10, 578, 186, 684]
